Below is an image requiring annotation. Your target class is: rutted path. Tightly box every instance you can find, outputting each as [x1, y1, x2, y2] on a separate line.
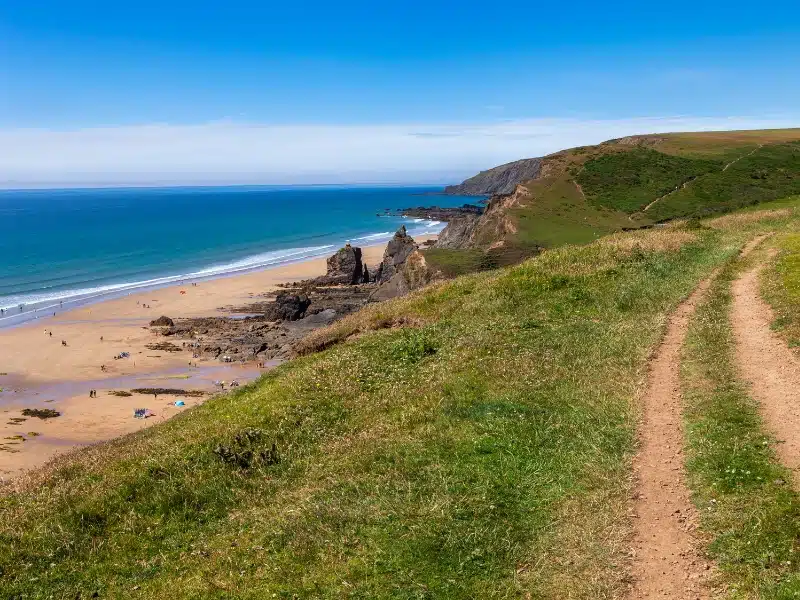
[731, 246, 800, 475]
[629, 276, 714, 599]
[629, 236, 766, 599]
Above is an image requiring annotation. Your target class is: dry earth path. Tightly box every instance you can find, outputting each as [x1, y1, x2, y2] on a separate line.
[629, 236, 766, 599]
[731, 246, 800, 476]
[629, 277, 714, 599]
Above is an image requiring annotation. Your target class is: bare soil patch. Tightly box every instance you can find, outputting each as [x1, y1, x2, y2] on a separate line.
[731, 253, 800, 475]
[629, 235, 766, 598]
[629, 276, 714, 599]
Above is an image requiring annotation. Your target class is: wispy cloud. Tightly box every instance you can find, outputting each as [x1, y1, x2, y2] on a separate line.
[1, 115, 799, 188]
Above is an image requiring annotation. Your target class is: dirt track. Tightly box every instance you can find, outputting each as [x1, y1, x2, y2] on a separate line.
[731, 253, 800, 475]
[629, 236, 767, 599]
[629, 276, 713, 599]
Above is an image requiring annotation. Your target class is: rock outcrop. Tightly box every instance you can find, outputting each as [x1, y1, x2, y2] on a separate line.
[435, 184, 529, 249]
[434, 214, 482, 249]
[399, 204, 483, 220]
[444, 158, 542, 196]
[371, 226, 437, 301]
[263, 292, 311, 321]
[325, 244, 369, 284]
[150, 316, 174, 327]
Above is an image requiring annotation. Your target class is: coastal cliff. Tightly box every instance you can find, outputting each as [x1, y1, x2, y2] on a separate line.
[435, 184, 531, 250]
[444, 157, 542, 195]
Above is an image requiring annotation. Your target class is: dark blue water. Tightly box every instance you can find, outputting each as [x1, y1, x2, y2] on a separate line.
[0, 185, 474, 325]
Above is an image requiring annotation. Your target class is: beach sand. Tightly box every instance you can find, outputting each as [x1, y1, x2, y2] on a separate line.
[0, 239, 434, 480]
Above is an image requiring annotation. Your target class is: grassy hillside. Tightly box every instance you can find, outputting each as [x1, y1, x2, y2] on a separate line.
[456, 128, 800, 257]
[3, 202, 800, 598]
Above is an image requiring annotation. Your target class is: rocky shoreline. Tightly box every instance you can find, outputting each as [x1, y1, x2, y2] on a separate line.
[398, 203, 484, 221]
[149, 227, 440, 364]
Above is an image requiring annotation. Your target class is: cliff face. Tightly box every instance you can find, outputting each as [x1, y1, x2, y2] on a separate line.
[435, 184, 530, 249]
[444, 158, 542, 196]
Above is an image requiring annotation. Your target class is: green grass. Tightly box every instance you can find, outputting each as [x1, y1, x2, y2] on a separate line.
[681, 247, 800, 597]
[760, 230, 800, 353]
[651, 143, 800, 221]
[512, 176, 635, 248]
[422, 248, 498, 277]
[462, 130, 800, 253]
[576, 147, 720, 213]
[1, 224, 750, 599]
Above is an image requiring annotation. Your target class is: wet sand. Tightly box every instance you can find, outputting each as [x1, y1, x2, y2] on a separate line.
[0, 239, 433, 480]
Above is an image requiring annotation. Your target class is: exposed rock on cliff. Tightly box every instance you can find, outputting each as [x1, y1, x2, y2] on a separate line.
[371, 226, 438, 301]
[444, 158, 542, 196]
[434, 184, 529, 249]
[434, 214, 481, 249]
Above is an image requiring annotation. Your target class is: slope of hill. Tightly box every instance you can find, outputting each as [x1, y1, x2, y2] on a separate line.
[437, 129, 800, 259]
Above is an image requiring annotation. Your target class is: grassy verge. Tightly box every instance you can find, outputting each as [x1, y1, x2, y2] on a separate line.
[681, 249, 800, 597]
[422, 247, 498, 277]
[761, 227, 800, 352]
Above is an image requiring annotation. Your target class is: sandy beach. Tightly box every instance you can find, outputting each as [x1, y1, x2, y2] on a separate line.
[0, 239, 433, 480]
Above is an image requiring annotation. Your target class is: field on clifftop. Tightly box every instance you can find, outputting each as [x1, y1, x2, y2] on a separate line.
[4, 194, 800, 597]
[444, 129, 800, 265]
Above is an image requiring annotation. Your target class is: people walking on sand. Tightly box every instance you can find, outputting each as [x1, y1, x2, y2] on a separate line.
[61, 340, 67, 346]
[49, 331, 52, 337]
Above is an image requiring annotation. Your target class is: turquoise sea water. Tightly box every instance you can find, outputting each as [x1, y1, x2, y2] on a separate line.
[0, 185, 475, 327]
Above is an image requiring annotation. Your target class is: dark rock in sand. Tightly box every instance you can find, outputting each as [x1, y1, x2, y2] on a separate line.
[21, 408, 61, 419]
[264, 292, 311, 321]
[150, 315, 175, 327]
[326, 244, 367, 285]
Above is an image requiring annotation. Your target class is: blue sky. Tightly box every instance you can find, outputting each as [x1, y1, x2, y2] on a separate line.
[2, 0, 800, 186]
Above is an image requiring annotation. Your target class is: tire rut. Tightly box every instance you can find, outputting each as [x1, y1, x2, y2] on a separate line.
[731, 244, 800, 476]
[629, 236, 766, 599]
[629, 276, 714, 600]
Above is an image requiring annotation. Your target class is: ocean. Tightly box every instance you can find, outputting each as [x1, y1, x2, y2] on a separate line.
[0, 185, 477, 327]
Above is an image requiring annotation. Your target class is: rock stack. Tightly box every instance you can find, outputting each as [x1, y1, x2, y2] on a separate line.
[371, 226, 436, 301]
